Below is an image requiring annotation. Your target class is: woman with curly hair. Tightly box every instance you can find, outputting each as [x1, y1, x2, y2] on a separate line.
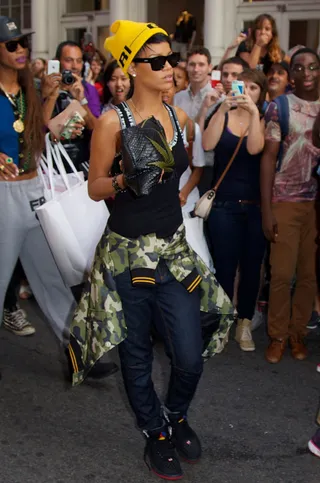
[236, 14, 290, 74]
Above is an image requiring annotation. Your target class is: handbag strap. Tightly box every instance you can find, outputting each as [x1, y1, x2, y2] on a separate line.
[213, 130, 247, 192]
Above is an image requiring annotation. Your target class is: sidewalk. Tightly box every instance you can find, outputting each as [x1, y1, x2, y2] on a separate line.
[0, 299, 320, 483]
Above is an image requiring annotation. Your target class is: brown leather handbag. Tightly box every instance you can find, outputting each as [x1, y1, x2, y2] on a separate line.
[194, 131, 247, 220]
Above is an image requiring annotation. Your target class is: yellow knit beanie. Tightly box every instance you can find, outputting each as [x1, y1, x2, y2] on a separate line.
[104, 20, 168, 75]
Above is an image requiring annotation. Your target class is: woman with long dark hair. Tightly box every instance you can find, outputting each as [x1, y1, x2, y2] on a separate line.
[203, 69, 267, 352]
[89, 53, 105, 99]
[0, 17, 76, 344]
[68, 20, 234, 480]
[101, 58, 132, 113]
[237, 14, 289, 74]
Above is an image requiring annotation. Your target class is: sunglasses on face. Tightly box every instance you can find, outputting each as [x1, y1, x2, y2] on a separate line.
[134, 52, 180, 71]
[4, 36, 29, 53]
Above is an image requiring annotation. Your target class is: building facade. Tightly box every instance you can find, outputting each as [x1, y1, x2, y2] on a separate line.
[2, 0, 320, 64]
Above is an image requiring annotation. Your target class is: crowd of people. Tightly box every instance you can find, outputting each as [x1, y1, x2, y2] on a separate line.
[0, 9, 320, 479]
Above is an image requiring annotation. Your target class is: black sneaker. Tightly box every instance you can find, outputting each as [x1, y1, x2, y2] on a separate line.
[144, 430, 183, 480]
[308, 428, 320, 458]
[170, 416, 202, 463]
[307, 311, 320, 330]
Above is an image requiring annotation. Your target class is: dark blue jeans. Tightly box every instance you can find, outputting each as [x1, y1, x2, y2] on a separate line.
[115, 260, 203, 432]
[208, 201, 266, 320]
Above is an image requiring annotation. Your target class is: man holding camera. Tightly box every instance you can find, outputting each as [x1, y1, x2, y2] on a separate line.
[42, 41, 100, 172]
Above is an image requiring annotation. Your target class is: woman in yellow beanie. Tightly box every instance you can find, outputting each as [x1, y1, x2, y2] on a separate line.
[67, 20, 234, 481]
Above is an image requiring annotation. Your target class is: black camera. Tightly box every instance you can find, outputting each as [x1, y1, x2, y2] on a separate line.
[61, 70, 75, 85]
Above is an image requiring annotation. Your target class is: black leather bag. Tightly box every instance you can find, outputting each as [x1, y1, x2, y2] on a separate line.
[121, 116, 175, 196]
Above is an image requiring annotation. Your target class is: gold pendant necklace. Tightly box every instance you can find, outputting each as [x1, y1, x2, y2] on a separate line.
[13, 119, 24, 133]
[0, 82, 25, 133]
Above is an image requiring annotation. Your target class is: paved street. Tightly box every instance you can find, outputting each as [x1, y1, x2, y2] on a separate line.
[1, 299, 320, 483]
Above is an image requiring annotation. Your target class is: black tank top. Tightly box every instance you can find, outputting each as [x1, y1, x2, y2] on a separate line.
[213, 113, 261, 202]
[108, 102, 189, 238]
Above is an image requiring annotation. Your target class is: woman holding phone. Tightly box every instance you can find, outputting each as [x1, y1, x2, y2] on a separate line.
[203, 69, 267, 353]
[68, 20, 234, 480]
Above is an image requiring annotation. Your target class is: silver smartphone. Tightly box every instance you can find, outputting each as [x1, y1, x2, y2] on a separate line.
[47, 60, 60, 75]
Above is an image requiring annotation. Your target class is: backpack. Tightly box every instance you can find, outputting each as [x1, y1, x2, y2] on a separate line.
[271, 94, 289, 172]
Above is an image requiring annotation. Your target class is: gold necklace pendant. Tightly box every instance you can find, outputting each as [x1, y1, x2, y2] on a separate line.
[13, 119, 24, 133]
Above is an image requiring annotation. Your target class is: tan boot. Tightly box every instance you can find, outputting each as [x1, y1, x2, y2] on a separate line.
[265, 339, 286, 363]
[235, 318, 255, 352]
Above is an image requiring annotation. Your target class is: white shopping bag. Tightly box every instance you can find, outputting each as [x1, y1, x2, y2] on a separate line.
[38, 135, 84, 200]
[183, 216, 214, 272]
[36, 133, 109, 286]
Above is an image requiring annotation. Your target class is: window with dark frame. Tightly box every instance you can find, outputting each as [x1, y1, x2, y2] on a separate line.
[0, 1, 32, 31]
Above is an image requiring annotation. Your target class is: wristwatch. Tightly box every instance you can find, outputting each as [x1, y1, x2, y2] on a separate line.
[80, 97, 88, 106]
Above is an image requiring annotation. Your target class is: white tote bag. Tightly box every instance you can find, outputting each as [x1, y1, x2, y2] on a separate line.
[38, 135, 84, 200]
[183, 216, 214, 272]
[36, 133, 109, 286]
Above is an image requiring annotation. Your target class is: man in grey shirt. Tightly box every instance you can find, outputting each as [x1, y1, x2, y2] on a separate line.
[174, 47, 218, 120]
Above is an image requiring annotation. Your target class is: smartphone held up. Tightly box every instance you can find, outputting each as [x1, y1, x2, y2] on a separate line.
[47, 60, 60, 76]
[232, 80, 245, 96]
[211, 70, 221, 89]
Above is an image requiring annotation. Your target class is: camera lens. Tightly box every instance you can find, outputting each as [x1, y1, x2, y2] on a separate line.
[62, 70, 75, 85]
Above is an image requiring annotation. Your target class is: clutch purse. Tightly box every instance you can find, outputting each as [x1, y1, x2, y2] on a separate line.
[121, 116, 175, 196]
[194, 131, 246, 220]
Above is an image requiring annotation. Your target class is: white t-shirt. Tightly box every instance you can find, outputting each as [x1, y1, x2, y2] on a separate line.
[180, 122, 206, 214]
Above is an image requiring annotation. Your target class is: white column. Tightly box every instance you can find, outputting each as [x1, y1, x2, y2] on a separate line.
[223, 0, 240, 54]
[110, 0, 128, 25]
[204, 0, 225, 66]
[47, 0, 66, 58]
[110, 0, 148, 24]
[128, 0, 148, 22]
[31, 0, 49, 59]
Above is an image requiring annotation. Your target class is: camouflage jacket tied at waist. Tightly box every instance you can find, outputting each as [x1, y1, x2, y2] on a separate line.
[68, 224, 234, 386]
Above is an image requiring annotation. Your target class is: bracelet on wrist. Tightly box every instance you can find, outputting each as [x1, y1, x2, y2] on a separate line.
[112, 175, 123, 194]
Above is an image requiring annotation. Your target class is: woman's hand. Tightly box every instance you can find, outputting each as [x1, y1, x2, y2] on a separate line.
[60, 121, 85, 141]
[228, 32, 247, 50]
[220, 94, 235, 114]
[69, 74, 85, 102]
[179, 186, 189, 207]
[41, 73, 62, 100]
[202, 89, 221, 110]
[255, 31, 270, 48]
[235, 92, 259, 116]
[0, 153, 19, 180]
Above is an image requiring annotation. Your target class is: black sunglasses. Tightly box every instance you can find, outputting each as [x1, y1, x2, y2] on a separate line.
[134, 52, 180, 71]
[5, 36, 29, 53]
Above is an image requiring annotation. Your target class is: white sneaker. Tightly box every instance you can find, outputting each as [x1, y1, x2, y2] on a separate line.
[3, 307, 36, 336]
[235, 318, 255, 352]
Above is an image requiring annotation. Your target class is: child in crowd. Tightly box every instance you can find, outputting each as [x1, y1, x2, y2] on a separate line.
[173, 64, 188, 93]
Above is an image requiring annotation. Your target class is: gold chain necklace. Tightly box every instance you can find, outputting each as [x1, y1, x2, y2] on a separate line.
[129, 98, 144, 122]
[130, 98, 167, 123]
[0, 82, 25, 133]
